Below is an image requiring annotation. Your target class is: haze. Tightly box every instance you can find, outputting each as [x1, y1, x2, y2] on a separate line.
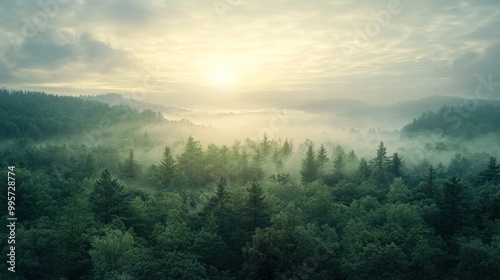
[1, 0, 500, 109]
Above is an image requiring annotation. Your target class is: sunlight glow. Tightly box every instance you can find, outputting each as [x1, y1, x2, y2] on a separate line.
[213, 71, 234, 86]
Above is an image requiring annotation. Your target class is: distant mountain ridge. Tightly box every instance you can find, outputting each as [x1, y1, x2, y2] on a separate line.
[81, 93, 188, 114]
[294, 95, 500, 128]
[402, 103, 500, 139]
[0, 90, 163, 141]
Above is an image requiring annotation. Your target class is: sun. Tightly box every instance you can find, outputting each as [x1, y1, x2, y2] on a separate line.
[213, 71, 234, 86]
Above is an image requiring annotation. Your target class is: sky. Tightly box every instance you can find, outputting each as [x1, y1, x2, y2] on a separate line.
[1, 0, 499, 109]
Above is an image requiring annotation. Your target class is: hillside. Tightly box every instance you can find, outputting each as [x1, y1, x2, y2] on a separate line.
[0, 89, 163, 141]
[402, 103, 500, 139]
[81, 93, 188, 114]
[295, 96, 500, 129]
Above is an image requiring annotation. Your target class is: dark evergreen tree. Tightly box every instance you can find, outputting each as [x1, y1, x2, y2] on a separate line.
[246, 181, 269, 229]
[178, 136, 205, 187]
[358, 158, 371, 180]
[390, 152, 404, 178]
[418, 165, 438, 200]
[300, 143, 318, 184]
[90, 169, 129, 223]
[120, 149, 140, 180]
[477, 157, 500, 185]
[440, 176, 467, 237]
[156, 146, 177, 189]
[317, 144, 328, 170]
[215, 177, 230, 214]
[333, 150, 346, 177]
[372, 141, 390, 184]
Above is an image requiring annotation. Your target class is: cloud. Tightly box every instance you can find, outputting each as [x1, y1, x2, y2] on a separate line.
[0, 0, 499, 107]
[3, 28, 134, 75]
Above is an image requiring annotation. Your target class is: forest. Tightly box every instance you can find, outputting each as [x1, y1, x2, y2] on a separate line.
[1, 90, 500, 280]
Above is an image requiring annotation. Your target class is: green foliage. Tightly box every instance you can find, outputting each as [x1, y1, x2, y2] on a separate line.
[402, 104, 500, 139]
[477, 157, 500, 185]
[156, 146, 178, 189]
[178, 136, 206, 187]
[3, 92, 500, 280]
[301, 143, 319, 184]
[90, 228, 142, 279]
[316, 144, 328, 170]
[0, 89, 161, 141]
[119, 149, 141, 180]
[246, 181, 270, 230]
[440, 176, 467, 237]
[90, 169, 130, 223]
[372, 141, 390, 185]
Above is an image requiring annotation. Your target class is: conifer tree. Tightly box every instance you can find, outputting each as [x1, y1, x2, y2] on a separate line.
[477, 157, 500, 185]
[317, 144, 328, 170]
[281, 138, 293, 159]
[246, 181, 269, 229]
[156, 146, 177, 188]
[215, 177, 230, 214]
[358, 158, 371, 180]
[121, 149, 140, 180]
[301, 143, 318, 184]
[390, 152, 404, 178]
[372, 141, 390, 184]
[441, 176, 467, 236]
[90, 169, 129, 223]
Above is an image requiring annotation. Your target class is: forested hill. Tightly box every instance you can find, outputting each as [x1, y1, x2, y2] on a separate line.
[401, 103, 500, 139]
[0, 89, 163, 141]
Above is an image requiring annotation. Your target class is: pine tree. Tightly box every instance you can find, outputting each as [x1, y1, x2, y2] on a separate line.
[156, 146, 177, 188]
[300, 143, 318, 184]
[425, 165, 436, 198]
[477, 157, 500, 185]
[215, 177, 230, 214]
[90, 169, 129, 223]
[260, 133, 272, 158]
[120, 149, 140, 180]
[178, 136, 205, 187]
[358, 158, 371, 180]
[246, 181, 269, 229]
[441, 176, 466, 237]
[347, 150, 358, 164]
[317, 144, 328, 170]
[333, 151, 346, 176]
[372, 141, 390, 184]
[281, 138, 293, 159]
[390, 152, 404, 178]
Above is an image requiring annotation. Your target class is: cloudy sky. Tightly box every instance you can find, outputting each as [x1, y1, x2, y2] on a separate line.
[1, 0, 499, 108]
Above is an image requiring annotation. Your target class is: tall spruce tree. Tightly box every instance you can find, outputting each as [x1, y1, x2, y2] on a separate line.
[317, 144, 328, 170]
[372, 141, 390, 184]
[246, 181, 269, 229]
[301, 143, 318, 184]
[390, 152, 404, 178]
[178, 136, 205, 187]
[281, 138, 293, 159]
[441, 176, 467, 237]
[121, 149, 140, 180]
[215, 177, 230, 214]
[90, 169, 129, 223]
[477, 157, 500, 185]
[156, 146, 177, 189]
